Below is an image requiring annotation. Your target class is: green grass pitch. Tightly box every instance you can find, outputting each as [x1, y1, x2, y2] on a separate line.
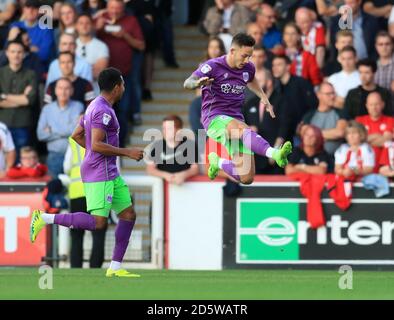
[1, 268, 394, 299]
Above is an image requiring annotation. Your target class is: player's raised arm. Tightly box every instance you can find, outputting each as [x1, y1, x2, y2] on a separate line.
[91, 127, 143, 161]
[183, 74, 214, 90]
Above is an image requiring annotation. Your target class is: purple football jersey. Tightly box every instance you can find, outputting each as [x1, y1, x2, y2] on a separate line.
[80, 95, 120, 182]
[192, 55, 255, 129]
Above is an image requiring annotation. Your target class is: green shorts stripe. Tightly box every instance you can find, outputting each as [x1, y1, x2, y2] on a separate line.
[83, 176, 132, 218]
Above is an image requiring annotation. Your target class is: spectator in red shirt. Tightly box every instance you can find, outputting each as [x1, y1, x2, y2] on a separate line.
[282, 22, 322, 86]
[7, 146, 47, 178]
[356, 91, 394, 170]
[95, 0, 145, 147]
[295, 7, 326, 68]
[379, 140, 394, 178]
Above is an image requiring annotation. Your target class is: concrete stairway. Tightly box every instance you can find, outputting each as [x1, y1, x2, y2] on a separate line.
[121, 25, 207, 173]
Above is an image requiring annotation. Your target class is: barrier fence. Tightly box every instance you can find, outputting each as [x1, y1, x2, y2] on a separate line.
[2, 175, 394, 270]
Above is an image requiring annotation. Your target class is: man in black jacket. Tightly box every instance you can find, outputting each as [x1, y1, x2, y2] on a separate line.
[344, 58, 392, 119]
[271, 54, 318, 142]
[243, 71, 289, 174]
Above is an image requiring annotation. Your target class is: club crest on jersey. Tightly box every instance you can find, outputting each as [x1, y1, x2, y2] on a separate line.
[201, 64, 212, 74]
[243, 72, 249, 82]
[103, 113, 111, 125]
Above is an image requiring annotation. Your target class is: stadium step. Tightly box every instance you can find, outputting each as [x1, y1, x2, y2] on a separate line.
[153, 69, 195, 81]
[155, 59, 200, 69]
[174, 26, 204, 37]
[174, 48, 203, 58]
[174, 38, 209, 49]
[141, 111, 189, 124]
[151, 79, 197, 90]
[142, 101, 190, 113]
[150, 91, 195, 101]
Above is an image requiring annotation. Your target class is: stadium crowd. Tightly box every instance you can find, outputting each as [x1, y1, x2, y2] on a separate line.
[0, 0, 179, 180]
[188, 0, 394, 183]
[2, 0, 394, 183]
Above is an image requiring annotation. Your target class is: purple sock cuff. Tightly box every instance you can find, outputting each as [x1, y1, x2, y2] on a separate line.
[54, 212, 96, 230]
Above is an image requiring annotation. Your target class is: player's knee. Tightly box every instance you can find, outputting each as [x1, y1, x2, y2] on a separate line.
[240, 175, 254, 185]
[94, 217, 108, 230]
[118, 207, 136, 221]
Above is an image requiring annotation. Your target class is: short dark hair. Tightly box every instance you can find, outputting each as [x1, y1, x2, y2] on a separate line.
[253, 44, 266, 53]
[163, 114, 183, 129]
[77, 13, 92, 22]
[231, 33, 255, 48]
[6, 40, 25, 51]
[272, 54, 291, 65]
[98, 67, 123, 92]
[357, 58, 377, 73]
[339, 45, 357, 56]
[58, 51, 75, 62]
[375, 30, 393, 44]
[25, 0, 40, 8]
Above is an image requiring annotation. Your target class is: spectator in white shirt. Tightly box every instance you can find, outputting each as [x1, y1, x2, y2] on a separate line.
[328, 46, 361, 109]
[335, 120, 375, 178]
[0, 121, 15, 178]
[46, 32, 93, 89]
[75, 13, 109, 94]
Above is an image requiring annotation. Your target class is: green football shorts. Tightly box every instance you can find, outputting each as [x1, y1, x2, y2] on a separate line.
[83, 176, 132, 217]
[206, 115, 254, 157]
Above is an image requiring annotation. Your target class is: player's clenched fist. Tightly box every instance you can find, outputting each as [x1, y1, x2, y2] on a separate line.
[126, 148, 144, 161]
[197, 77, 214, 87]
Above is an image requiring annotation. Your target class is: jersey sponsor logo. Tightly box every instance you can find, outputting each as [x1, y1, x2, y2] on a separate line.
[243, 72, 249, 82]
[221, 83, 232, 94]
[380, 123, 387, 131]
[221, 83, 246, 94]
[103, 113, 112, 125]
[201, 64, 212, 74]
